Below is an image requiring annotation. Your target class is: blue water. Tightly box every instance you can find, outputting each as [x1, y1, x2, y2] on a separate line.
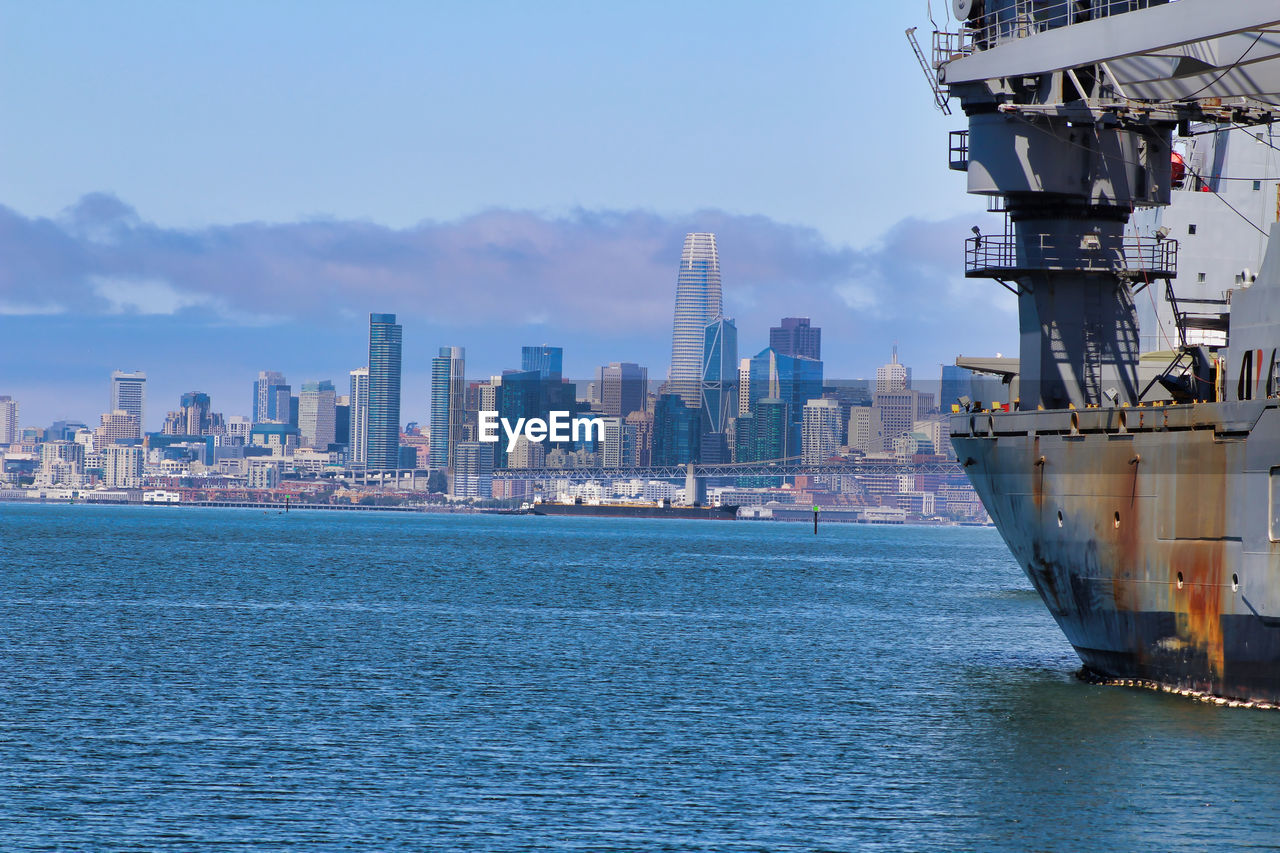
[0, 504, 1276, 851]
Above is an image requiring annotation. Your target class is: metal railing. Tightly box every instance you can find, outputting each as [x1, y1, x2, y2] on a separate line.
[965, 234, 1178, 278]
[947, 0, 1169, 55]
[949, 130, 969, 171]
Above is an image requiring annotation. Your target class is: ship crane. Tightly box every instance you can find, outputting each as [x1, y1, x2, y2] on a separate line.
[930, 0, 1280, 409]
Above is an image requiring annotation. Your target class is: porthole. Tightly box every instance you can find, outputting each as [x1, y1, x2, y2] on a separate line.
[1114, 511, 1120, 529]
[1057, 510, 1064, 528]
[1232, 573, 1240, 592]
[1176, 572, 1185, 590]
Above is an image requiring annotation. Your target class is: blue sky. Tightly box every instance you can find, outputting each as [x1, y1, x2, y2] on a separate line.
[0, 1, 1009, 429]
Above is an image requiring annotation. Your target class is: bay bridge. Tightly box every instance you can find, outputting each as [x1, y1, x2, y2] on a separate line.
[488, 456, 963, 483]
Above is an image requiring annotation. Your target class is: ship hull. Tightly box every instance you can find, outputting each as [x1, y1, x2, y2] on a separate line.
[953, 400, 1280, 703]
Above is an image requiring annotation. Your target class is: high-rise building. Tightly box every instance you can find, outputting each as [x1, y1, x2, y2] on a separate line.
[746, 348, 823, 455]
[600, 417, 637, 468]
[597, 362, 648, 418]
[848, 406, 884, 455]
[298, 380, 337, 449]
[110, 371, 146, 431]
[37, 441, 84, 487]
[626, 410, 653, 467]
[770, 318, 821, 361]
[163, 392, 217, 435]
[802, 398, 843, 465]
[430, 346, 467, 469]
[102, 445, 144, 488]
[753, 398, 788, 464]
[701, 317, 738, 435]
[453, 441, 494, 499]
[738, 358, 752, 417]
[521, 346, 563, 381]
[652, 393, 701, 467]
[252, 371, 291, 424]
[366, 313, 403, 470]
[877, 346, 910, 392]
[668, 233, 723, 407]
[0, 396, 18, 446]
[94, 411, 141, 447]
[349, 368, 369, 465]
[872, 389, 934, 452]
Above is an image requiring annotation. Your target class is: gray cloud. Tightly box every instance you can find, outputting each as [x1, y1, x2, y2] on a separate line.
[0, 193, 1016, 375]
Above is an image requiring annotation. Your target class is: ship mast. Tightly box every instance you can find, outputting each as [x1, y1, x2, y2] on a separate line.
[933, 0, 1280, 409]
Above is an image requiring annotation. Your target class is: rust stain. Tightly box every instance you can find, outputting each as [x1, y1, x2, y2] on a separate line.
[1173, 541, 1226, 680]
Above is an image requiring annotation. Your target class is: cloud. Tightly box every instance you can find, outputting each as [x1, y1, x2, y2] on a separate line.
[0, 193, 1016, 377]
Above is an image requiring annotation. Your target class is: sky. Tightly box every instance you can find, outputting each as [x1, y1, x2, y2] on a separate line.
[0, 1, 1011, 430]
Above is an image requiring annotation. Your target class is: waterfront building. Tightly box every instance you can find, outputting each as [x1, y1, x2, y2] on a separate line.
[37, 441, 85, 487]
[802, 398, 843, 465]
[701, 317, 738, 435]
[430, 346, 467, 469]
[349, 368, 369, 466]
[769, 318, 821, 361]
[366, 313, 403, 470]
[247, 459, 282, 489]
[453, 441, 494, 499]
[651, 394, 700, 467]
[667, 233, 723, 408]
[251, 371, 291, 424]
[102, 444, 143, 488]
[597, 362, 648, 418]
[94, 410, 141, 447]
[110, 371, 146, 431]
[0, 396, 16, 446]
[521, 345, 563, 381]
[298, 380, 337, 449]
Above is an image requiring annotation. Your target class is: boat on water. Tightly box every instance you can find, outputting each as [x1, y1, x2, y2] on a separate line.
[530, 497, 739, 521]
[923, 0, 1280, 702]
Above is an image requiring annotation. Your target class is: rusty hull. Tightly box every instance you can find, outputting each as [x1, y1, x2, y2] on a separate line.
[953, 400, 1280, 703]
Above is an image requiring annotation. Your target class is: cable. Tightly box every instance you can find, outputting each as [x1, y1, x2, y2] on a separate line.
[1175, 30, 1267, 100]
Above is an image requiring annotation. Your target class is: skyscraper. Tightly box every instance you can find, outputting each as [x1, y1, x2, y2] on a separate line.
[110, 371, 146, 432]
[747, 347, 824, 455]
[701, 317, 738, 434]
[298, 380, 337, 449]
[877, 346, 910, 392]
[366, 313, 403, 470]
[453, 441, 494, 499]
[0, 396, 18, 446]
[430, 346, 467, 469]
[668, 233, 723, 407]
[652, 393, 701, 467]
[521, 345, 563, 381]
[597, 362, 647, 418]
[252, 371, 290, 424]
[349, 368, 369, 465]
[769, 318, 822, 361]
[802, 398, 843, 465]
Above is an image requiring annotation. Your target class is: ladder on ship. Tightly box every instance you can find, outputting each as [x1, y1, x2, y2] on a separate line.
[1164, 279, 1230, 347]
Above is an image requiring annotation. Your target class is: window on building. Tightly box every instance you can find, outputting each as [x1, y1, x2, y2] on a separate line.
[1197, 272, 1207, 283]
[1188, 224, 1197, 235]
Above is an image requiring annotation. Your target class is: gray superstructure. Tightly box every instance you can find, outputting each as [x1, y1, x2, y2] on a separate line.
[927, 0, 1280, 701]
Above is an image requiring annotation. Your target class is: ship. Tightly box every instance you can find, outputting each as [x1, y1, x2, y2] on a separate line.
[530, 497, 739, 521]
[916, 0, 1280, 702]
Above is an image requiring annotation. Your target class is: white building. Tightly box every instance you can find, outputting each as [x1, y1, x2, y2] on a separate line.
[349, 368, 369, 465]
[801, 398, 843, 465]
[600, 417, 636, 468]
[0, 396, 17, 446]
[110, 371, 146, 430]
[298, 380, 337, 449]
[95, 410, 141, 446]
[103, 445, 144, 488]
[37, 441, 85, 487]
[848, 406, 883, 455]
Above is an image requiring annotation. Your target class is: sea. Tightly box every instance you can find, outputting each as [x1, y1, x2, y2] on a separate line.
[0, 502, 1276, 852]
